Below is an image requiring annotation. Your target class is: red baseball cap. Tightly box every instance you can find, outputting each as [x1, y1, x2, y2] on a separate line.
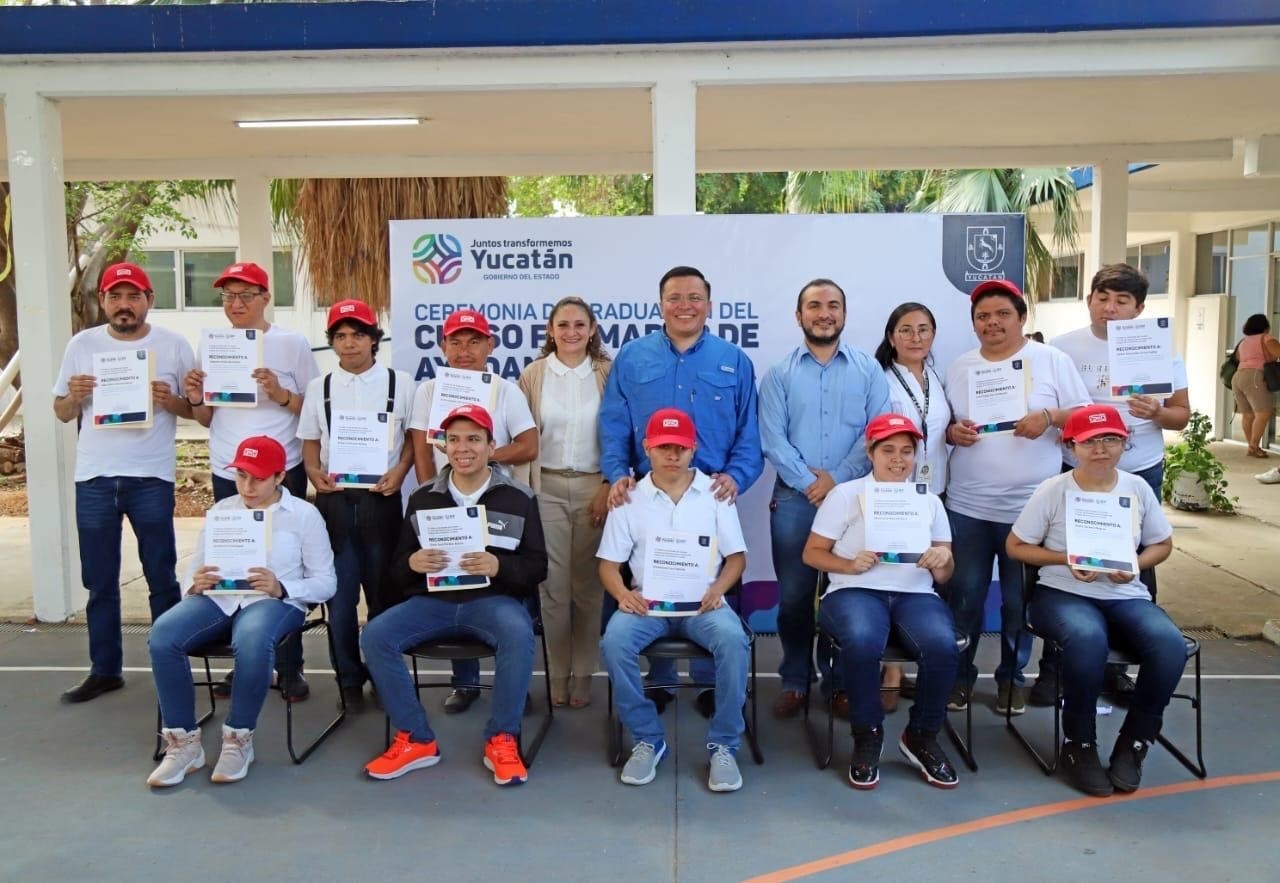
[213, 261, 270, 290]
[1063, 404, 1130, 443]
[443, 309, 493, 338]
[866, 413, 924, 443]
[969, 279, 1024, 303]
[99, 262, 153, 294]
[326, 299, 378, 329]
[440, 404, 494, 436]
[228, 435, 287, 479]
[645, 408, 697, 448]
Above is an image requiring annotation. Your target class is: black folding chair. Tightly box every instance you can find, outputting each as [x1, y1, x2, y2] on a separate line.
[384, 593, 554, 766]
[1006, 563, 1205, 779]
[802, 626, 977, 772]
[604, 588, 763, 767]
[152, 604, 346, 765]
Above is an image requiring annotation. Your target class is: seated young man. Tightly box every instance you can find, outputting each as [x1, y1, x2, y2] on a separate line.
[148, 436, 336, 787]
[1007, 404, 1180, 798]
[360, 405, 547, 786]
[598, 408, 750, 793]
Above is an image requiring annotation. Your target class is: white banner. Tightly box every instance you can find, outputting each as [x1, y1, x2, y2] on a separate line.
[390, 214, 1023, 610]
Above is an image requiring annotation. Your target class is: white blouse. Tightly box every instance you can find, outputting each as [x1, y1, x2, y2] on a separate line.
[539, 354, 602, 472]
[884, 363, 951, 495]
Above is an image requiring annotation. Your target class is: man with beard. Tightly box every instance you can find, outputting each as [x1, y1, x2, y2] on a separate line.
[53, 262, 197, 702]
[759, 278, 891, 719]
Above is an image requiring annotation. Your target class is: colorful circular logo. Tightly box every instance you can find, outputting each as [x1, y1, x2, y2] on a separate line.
[412, 233, 463, 285]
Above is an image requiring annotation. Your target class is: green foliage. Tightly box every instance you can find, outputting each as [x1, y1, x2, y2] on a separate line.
[1162, 410, 1237, 513]
[785, 170, 937, 214]
[507, 173, 785, 217]
[66, 180, 210, 260]
[696, 173, 785, 214]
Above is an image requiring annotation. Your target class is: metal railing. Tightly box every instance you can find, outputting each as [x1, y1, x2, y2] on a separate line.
[0, 349, 20, 435]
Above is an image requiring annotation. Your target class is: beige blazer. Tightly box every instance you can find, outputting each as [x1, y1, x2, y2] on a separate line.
[517, 355, 611, 494]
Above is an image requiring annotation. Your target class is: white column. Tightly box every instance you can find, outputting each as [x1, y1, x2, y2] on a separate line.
[1087, 158, 1129, 277]
[5, 91, 81, 621]
[651, 80, 697, 215]
[234, 174, 274, 320]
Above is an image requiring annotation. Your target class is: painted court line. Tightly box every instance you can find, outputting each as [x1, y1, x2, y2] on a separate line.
[745, 770, 1280, 883]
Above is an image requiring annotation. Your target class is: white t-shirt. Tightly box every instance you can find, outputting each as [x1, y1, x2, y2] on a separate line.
[943, 341, 1091, 523]
[810, 476, 951, 595]
[1011, 470, 1172, 601]
[200, 324, 320, 478]
[884, 363, 951, 495]
[1050, 325, 1189, 473]
[53, 324, 196, 483]
[409, 372, 536, 473]
[597, 470, 747, 590]
[296, 364, 416, 472]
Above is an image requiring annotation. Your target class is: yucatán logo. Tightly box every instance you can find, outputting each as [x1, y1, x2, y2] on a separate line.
[966, 226, 1006, 276]
[411, 233, 464, 285]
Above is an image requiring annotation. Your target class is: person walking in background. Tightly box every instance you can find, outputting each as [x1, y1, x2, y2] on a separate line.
[518, 296, 612, 708]
[1230, 313, 1280, 463]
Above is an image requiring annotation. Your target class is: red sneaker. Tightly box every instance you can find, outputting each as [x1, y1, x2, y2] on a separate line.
[364, 730, 440, 780]
[483, 733, 528, 786]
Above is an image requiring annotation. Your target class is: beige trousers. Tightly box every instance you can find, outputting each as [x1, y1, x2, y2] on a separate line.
[537, 470, 604, 702]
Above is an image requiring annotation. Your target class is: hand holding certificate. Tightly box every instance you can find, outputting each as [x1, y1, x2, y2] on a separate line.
[863, 480, 932, 564]
[201, 328, 264, 407]
[641, 530, 717, 616]
[1108, 317, 1174, 399]
[203, 509, 272, 594]
[415, 506, 491, 590]
[426, 368, 498, 445]
[1065, 491, 1139, 575]
[328, 409, 392, 488]
[92, 349, 154, 428]
[967, 359, 1027, 434]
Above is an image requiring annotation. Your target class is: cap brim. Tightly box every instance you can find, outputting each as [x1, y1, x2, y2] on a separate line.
[441, 417, 493, 434]
[645, 433, 696, 448]
[101, 279, 151, 293]
[213, 272, 267, 289]
[868, 428, 922, 442]
[227, 458, 277, 479]
[444, 326, 494, 337]
[1067, 426, 1129, 443]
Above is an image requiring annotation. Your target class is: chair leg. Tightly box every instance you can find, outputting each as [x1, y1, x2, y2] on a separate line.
[519, 631, 555, 767]
[1156, 646, 1207, 779]
[743, 640, 764, 765]
[606, 677, 624, 767]
[944, 680, 978, 772]
[1005, 634, 1057, 775]
[285, 624, 347, 765]
[802, 643, 833, 769]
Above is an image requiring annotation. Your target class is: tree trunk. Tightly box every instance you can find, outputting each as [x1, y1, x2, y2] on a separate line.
[0, 183, 17, 382]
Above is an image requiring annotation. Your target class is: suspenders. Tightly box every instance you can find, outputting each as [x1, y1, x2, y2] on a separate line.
[323, 367, 396, 434]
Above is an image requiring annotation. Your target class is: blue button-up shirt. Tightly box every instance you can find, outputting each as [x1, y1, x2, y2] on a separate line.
[759, 342, 891, 492]
[599, 328, 763, 493]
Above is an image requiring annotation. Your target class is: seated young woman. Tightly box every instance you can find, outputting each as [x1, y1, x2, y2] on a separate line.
[1007, 404, 1180, 798]
[802, 414, 958, 791]
[147, 436, 336, 787]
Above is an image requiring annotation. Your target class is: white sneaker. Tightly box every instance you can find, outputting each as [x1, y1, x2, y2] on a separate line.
[147, 727, 205, 787]
[210, 725, 255, 783]
[1255, 467, 1280, 485]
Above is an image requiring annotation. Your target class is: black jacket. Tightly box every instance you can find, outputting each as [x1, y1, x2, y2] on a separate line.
[390, 466, 547, 605]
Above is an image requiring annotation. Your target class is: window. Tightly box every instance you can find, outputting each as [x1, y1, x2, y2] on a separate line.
[1125, 240, 1170, 295]
[1230, 224, 1269, 258]
[139, 248, 296, 309]
[1195, 231, 1228, 294]
[1047, 253, 1082, 301]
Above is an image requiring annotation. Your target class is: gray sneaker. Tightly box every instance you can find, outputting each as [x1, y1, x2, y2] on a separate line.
[996, 682, 1027, 716]
[210, 725, 255, 784]
[147, 727, 205, 788]
[621, 739, 667, 786]
[707, 743, 743, 792]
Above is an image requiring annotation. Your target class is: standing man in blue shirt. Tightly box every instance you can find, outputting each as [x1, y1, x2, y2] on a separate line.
[600, 265, 764, 715]
[759, 278, 891, 719]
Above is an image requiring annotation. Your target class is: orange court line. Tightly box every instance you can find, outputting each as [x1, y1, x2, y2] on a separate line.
[745, 770, 1280, 883]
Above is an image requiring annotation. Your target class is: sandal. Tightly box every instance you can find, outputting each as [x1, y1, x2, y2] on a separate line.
[569, 696, 592, 709]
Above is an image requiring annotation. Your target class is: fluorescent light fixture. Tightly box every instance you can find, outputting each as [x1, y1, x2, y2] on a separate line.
[237, 117, 421, 129]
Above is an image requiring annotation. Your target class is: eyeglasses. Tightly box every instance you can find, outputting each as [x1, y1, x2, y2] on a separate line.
[662, 295, 707, 306]
[894, 326, 934, 340]
[1075, 436, 1126, 450]
[220, 291, 264, 304]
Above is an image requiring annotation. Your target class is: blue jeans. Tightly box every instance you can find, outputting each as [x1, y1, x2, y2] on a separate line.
[150, 594, 304, 731]
[75, 476, 181, 677]
[819, 588, 957, 734]
[945, 508, 1032, 688]
[1029, 587, 1186, 743]
[361, 594, 534, 742]
[771, 484, 839, 694]
[600, 605, 749, 750]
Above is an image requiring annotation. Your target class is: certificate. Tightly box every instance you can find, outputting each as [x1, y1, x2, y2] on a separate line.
[201, 328, 264, 407]
[327, 409, 392, 488]
[1108, 317, 1174, 398]
[641, 529, 717, 617]
[426, 368, 498, 445]
[1065, 491, 1139, 574]
[417, 505, 490, 591]
[204, 509, 271, 593]
[92, 348, 153, 428]
[862, 480, 932, 564]
[967, 358, 1028, 434]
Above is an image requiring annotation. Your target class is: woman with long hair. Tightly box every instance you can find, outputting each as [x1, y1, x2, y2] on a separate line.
[1230, 313, 1280, 458]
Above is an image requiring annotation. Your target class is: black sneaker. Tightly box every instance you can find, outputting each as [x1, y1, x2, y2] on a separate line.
[1027, 677, 1059, 708]
[339, 684, 366, 712]
[899, 730, 959, 789]
[847, 726, 884, 790]
[694, 689, 716, 720]
[280, 672, 310, 703]
[212, 670, 234, 699]
[1061, 741, 1114, 797]
[946, 684, 969, 712]
[1108, 736, 1150, 793]
[60, 674, 124, 703]
[649, 688, 677, 715]
[1104, 667, 1137, 707]
[443, 687, 480, 714]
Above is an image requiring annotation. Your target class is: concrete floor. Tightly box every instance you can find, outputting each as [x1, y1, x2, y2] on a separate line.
[1, 630, 1277, 882]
